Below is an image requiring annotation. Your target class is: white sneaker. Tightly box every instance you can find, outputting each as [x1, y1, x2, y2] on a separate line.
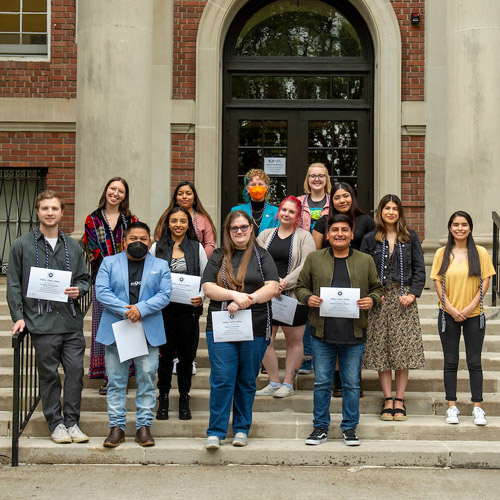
[273, 385, 295, 398]
[192, 361, 197, 375]
[172, 358, 179, 374]
[255, 383, 281, 396]
[67, 424, 89, 443]
[51, 423, 72, 444]
[472, 407, 487, 426]
[232, 432, 248, 447]
[205, 436, 221, 450]
[445, 406, 460, 424]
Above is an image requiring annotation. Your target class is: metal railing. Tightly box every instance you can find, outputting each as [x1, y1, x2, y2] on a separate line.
[11, 329, 40, 467]
[492, 212, 500, 306]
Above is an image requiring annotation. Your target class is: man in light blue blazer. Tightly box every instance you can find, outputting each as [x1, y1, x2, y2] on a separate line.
[96, 222, 171, 448]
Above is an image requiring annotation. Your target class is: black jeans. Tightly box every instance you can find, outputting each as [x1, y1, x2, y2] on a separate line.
[158, 302, 200, 395]
[438, 312, 485, 403]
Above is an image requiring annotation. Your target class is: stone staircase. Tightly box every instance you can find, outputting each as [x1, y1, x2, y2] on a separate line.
[1, 283, 500, 468]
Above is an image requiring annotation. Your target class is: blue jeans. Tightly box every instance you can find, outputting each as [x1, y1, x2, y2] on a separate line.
[302, 321, 313, 358]
[206, 332, 268, 439]
[311, 336, 365, 431]
[105, 343, 159, 429]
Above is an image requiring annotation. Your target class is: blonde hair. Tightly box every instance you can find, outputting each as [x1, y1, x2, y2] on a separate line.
[303, 163, 331, 194]
[243, 169, 271, 202]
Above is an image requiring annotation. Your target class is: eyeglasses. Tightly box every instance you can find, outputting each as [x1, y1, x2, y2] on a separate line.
[230, 224, 251, 234]
[309, 174, 326, 180]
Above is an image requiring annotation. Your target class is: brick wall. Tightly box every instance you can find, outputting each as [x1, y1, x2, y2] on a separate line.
[401, 135, 425, 238]
[0, 131, 76, 233]
[171, 132, 195, 195]
[172, 0, 207, 100]
[0, 0, 77, 98]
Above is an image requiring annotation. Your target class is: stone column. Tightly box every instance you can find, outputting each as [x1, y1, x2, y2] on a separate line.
[74, 0, 154, 237]
[426, 0, 500, 252]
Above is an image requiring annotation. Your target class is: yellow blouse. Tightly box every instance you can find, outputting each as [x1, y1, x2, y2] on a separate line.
[430, 245, 495, 317]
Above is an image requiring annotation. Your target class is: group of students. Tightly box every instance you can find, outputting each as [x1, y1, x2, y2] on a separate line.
[6, 164, 494, 449]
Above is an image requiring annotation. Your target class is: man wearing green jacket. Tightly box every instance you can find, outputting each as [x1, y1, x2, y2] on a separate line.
[296, 214, 383, 446]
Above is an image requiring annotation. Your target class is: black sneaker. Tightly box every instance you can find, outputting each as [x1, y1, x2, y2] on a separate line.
[342, 428, 360, 446]
[305, 427, 328, 445]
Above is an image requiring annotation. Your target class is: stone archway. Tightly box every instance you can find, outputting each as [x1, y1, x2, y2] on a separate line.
[195, 0, 401, 225]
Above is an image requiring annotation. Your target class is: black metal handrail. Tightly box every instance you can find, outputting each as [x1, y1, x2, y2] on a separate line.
[492, 212, 500, 306]
[11, 329, 40, 467]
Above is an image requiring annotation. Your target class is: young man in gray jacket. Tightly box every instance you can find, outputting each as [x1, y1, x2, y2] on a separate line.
[296, 214, 383, 446]
[8, 191, 91, 444]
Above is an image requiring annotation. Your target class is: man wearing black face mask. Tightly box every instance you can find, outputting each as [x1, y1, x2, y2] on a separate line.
[95, 222, 172, 448]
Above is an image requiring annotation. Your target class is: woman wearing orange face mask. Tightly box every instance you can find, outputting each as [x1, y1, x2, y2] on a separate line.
[231, 169, 279, 235]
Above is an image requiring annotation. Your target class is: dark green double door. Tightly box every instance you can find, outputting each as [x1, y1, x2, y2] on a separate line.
[222, 108, 372, 218]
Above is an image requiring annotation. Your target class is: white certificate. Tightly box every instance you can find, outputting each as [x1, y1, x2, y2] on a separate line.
[170, 273, 202, 305]
[112, 319, 149, 363]
[212, 310, 253, 342]
[26, 266, 72, 303]
[319, 287, 360, 319]
[271, 295, 298, 325]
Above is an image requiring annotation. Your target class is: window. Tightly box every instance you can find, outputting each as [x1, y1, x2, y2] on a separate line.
[0, 0, 48, 57]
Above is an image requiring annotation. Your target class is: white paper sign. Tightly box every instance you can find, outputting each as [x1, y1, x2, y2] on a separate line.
[212, 310, 253, 342]
[264, 157, 286, 175]
[271, 295, 298, 325]
[319, 287, 360, 319]
[112, 319, 149, 363]
[170, 273, 202, 305]
[26, 267, 72, 303]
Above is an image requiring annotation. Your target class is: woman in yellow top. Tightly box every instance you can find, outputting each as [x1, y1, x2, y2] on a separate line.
[430, 211, 495, 426]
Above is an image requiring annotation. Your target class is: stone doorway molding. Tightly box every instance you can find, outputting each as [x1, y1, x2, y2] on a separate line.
[195, 0, 401, 224]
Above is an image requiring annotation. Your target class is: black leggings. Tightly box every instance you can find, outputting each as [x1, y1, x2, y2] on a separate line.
[438, 312, 485, 403]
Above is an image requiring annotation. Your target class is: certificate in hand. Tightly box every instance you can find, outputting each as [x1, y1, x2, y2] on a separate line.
[112, 319, 149, 363]
[319, 287, 360, 319]
[26, 266, 72, 303]
[271, 295, 298, 325]
[212, 309, 253, 342]
[170, 273, 202, 305]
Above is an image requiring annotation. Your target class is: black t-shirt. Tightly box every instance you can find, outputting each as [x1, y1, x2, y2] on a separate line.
[202, 246, 279, 337]
[267, 233, 292, 279]
[314, 213, 375, 250]
[128, 259, 145, 305]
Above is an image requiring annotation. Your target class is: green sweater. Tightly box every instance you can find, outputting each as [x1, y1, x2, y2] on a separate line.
[295, 248, 383, 339]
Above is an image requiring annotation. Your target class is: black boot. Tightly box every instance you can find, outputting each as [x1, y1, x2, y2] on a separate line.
[156, 392, 169, 420]
[332, 370, 342, 398]
[179, 393, 192, 420]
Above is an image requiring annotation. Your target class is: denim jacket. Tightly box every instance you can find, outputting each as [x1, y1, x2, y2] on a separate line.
[360, 229, 425, 297]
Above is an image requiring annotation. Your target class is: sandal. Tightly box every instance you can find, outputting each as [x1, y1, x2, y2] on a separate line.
[99, 381, 108, 396]
[393, 398, 407, 421]
[380, 397, 394, 421]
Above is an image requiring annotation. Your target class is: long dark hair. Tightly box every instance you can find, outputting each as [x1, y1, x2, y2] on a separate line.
[330, 182, 365, 221]
[156, 206, 197, 255]
[437, 211, 481, 276]
[154, 181, 217, 241]
[216, 210, 256, 291]
[97, 177, 131, 216]
[374, 194, 411, 243]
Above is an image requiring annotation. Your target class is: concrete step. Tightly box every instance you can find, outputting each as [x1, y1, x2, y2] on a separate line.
[9, 412, 500, 442]
[2, 367, 500, 393]
[3, 437, 500, 468]
[4, 388, 500, 416]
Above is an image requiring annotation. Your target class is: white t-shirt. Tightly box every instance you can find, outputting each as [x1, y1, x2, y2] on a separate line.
[46, 237, 58, 250]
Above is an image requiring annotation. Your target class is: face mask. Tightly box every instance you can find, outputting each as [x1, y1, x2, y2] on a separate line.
[127, 241, 149, 259]
[248, 185, 267, 199]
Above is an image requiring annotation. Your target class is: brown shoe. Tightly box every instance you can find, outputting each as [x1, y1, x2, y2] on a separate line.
[103, 426, 125, 448]
[135, 426, 155, 447]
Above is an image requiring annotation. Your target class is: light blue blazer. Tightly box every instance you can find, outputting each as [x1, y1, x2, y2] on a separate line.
[95, 252, 172, 347]
[231, 202, 279, 235]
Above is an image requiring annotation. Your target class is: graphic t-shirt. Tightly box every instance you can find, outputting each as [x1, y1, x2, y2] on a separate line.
[308, 195, 326, 232]
[128, 259, 145, 305]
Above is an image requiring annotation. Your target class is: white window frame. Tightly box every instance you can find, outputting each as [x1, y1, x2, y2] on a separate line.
[0, 0, 51, 61]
